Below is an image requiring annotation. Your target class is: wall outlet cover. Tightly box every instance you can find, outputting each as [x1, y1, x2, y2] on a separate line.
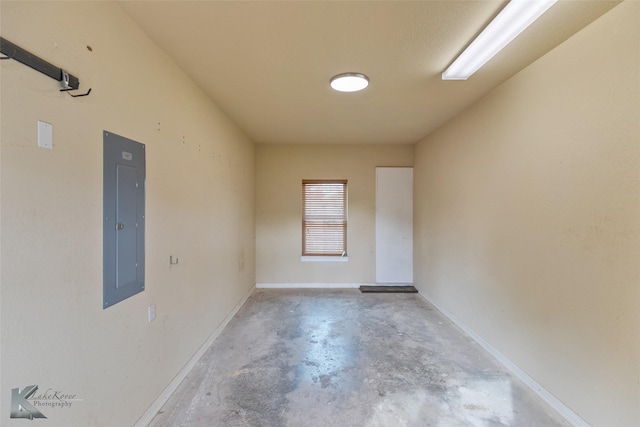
[37, 120, 53, 149]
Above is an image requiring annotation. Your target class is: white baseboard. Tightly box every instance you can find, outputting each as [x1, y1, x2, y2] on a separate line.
[416, 289, 590, 427]
[134, 284, 256, 427]
[255, 283, 370, 289]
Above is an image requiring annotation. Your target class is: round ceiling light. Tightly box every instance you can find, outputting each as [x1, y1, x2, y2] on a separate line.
[330, 73, 369, 92]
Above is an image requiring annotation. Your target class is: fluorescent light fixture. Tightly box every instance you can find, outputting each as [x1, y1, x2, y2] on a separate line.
[442, 0, 557, 80]
[330, 73, 369, 92]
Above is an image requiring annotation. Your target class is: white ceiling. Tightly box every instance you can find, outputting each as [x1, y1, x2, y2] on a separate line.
[118, 1, 619, 145]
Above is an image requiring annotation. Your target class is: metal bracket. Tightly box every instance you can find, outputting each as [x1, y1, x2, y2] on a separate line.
[60, 69, 71, 90]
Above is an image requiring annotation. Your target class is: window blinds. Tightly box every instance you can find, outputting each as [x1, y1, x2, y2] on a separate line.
[302, 180, 347, 256]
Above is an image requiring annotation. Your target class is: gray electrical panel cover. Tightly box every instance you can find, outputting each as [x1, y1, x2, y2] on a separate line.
[103, 131, 145, 308]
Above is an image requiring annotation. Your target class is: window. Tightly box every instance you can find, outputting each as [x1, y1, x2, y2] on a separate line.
[302, 180, 347, 256]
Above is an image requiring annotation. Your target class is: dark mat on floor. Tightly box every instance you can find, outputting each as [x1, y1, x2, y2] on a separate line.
[360, 285, 418, 293]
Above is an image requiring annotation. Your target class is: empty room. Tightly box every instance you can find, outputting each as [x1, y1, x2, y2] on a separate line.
[0, 1, 638, 426]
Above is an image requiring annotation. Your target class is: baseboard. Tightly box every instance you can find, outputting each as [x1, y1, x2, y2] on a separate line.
[255, 283, 370, 289]
[416, 289, 590, 427]
[134, 284, 256, 427]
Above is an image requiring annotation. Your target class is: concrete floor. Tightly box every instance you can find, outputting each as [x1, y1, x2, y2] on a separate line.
[149, 289, 568, 427]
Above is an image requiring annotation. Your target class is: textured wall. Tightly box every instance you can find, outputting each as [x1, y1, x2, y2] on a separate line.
[256, 144, 413, 285]
[414, 2, 639, 425]
[0, 2, 255, 425]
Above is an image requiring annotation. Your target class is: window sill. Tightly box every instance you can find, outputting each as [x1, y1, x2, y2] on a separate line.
[301, 256, 349, 262]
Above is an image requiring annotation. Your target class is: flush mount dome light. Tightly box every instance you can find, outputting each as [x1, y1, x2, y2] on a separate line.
[330, 73, 369, 92]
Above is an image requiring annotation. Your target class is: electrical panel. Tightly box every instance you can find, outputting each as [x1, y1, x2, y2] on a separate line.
[103, 131, 145, 308]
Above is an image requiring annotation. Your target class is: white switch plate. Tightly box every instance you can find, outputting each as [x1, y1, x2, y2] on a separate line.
[37, 120, 53, 149]
[148, 304, 156, 322]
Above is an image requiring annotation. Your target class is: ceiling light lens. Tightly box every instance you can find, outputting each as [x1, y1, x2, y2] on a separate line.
[330, 73, 369, 92]
[442, 0, 558, 80]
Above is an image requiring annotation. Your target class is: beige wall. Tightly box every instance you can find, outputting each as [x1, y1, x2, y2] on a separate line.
[414, 2, 639, 426]
[256, 144, 412, 285]
[0, 2, 255, 426]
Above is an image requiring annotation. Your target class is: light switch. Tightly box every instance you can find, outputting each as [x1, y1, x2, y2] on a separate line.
[37, 121, 53, 149]
[148, 304, 156, 322]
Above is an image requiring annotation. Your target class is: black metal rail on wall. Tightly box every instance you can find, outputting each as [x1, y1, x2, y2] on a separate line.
[0, 36, 91, 97]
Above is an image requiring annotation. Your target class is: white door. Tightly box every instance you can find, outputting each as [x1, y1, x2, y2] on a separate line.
[375, 167, 413, 284]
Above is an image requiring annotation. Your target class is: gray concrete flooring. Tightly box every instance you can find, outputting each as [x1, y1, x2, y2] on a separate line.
[149, 289, 568, 427]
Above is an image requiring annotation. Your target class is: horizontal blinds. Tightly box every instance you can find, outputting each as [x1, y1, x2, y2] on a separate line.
[302, 180, 347, 256]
